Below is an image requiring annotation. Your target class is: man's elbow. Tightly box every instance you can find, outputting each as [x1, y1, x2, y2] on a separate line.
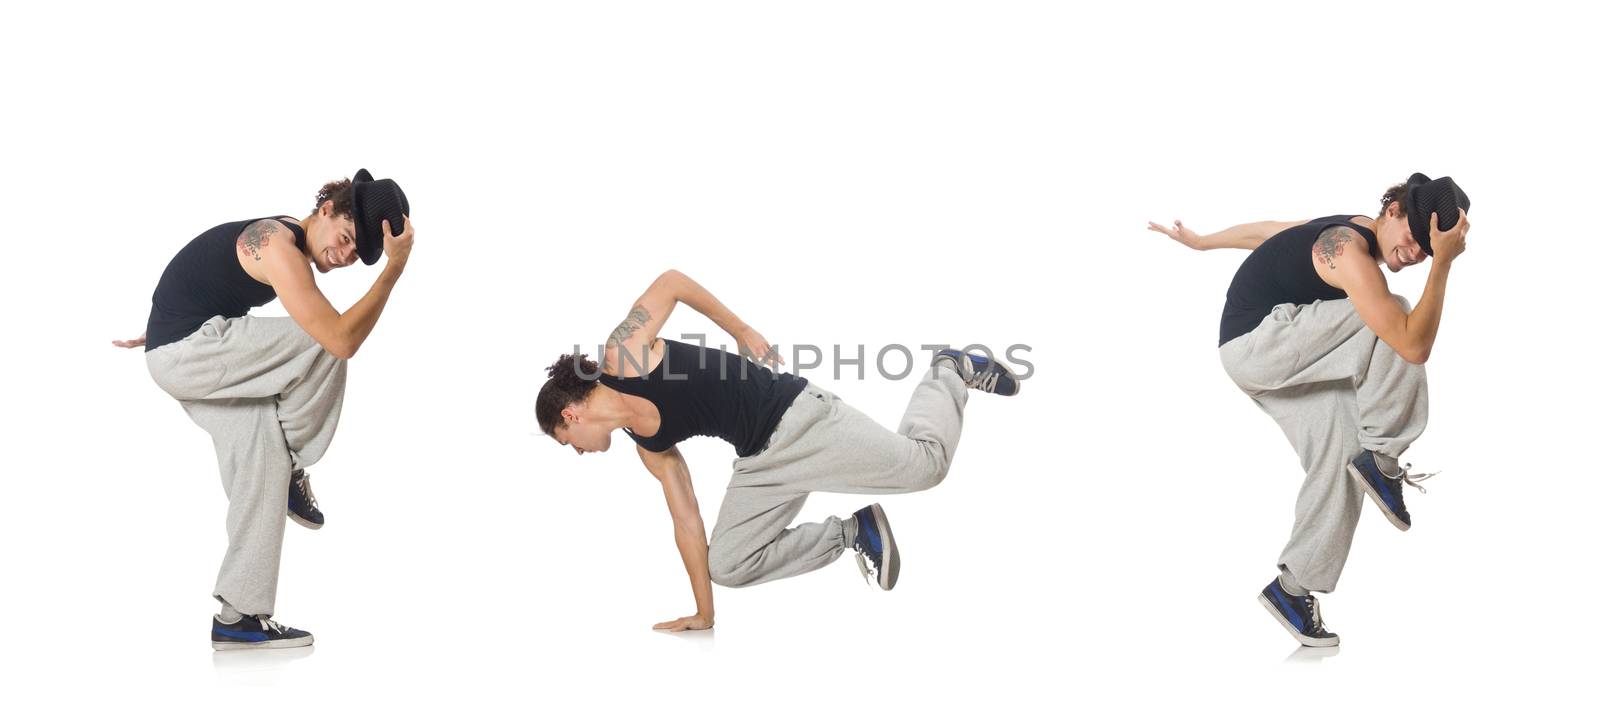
[1400, 345, 1430, 365]
[322, 335, 357, 360]
[656, 268, 686, 288]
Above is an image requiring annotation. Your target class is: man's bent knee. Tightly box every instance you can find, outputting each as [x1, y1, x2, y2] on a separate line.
[707, 549, 757, 588]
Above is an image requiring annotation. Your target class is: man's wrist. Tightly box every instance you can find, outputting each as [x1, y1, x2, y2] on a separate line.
[382, 256, 408, 280]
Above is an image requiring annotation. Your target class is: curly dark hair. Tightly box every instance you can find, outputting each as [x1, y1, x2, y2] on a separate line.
[1379, 181, 1411, 220]
[314, 178, 355, 218]
[536, 353, 602, 435]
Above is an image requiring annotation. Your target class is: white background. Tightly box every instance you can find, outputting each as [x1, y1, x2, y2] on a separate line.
[3, 1, 1595, 710]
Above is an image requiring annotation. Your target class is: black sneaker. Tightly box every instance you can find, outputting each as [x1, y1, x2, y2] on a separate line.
[288, 469, 324, 530]
[1347, 450, 1436, 532]
[211, 615, 314, 651]
[932, 349, 1020, 396]
[1258, 578, 1339, 647]
[851, 503, 900, 591]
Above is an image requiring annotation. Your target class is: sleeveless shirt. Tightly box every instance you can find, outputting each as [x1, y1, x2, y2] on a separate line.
[1218, 215, 1379, 346]
[145, 217, 306, 351]
[598, 339, 809, 457]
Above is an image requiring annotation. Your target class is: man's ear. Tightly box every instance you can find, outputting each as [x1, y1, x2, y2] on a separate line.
[319, 200, 333, 218]
[561, 406, 578, 425]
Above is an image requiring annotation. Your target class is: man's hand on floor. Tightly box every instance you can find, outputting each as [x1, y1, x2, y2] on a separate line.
[652, 612, 714, 633]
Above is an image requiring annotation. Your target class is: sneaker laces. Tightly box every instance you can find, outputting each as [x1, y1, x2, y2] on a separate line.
[295, 471, 320, 511]
[1304, 597, 1330, 635]
[971, 370, 999, 392]
[851, 535, 881, 584]
[257, 616, 288, 635]
[1384, 462, 1439, 494]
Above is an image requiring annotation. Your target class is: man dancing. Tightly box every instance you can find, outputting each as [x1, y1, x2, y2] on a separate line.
[114, 169, 412, 649]
[535, 270, 1020, 631]
[1149, 173, 1470, 647]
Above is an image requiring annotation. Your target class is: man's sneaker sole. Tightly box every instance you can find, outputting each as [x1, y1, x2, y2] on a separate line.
[1346, 463, 1410, 532]
[212, 633, 315, 651]
[861, 503, 900, 591]
[288, 512, 323, 531]
[1257, 593, 1340, 648]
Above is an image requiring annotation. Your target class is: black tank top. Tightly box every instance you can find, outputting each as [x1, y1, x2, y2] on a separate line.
[1218, 215, 1379, 346]
[598, 339, 809, 457]
[145, 217, 306, 351]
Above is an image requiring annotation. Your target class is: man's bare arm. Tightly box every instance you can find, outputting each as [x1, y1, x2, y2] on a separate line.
[253, 218, 414, 359]
[1148, 219, 1307, 251]
[637, 445, 715, 632]
[1316, 212, 1469, 364]
[604, 270, 783, 376]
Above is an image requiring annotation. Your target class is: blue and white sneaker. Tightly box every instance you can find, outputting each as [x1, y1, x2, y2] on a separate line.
[1347, 450, 1437, 532]
[288, 469, 324, 530]
[852, 504, 900, 590]
[1258, 578, 1339, 647]
[932, 349, 1021, 396]
[211, 614, 314, 651]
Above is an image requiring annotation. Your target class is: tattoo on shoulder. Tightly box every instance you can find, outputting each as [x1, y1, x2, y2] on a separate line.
[607, 306, 651, 349]
[1314, 226, 1358, 270]
[238, 220, 279, 262]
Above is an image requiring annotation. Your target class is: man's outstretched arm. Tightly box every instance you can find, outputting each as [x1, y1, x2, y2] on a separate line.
[637, 444, 715, 632]
[1148, 219, 1307, 251]
[111, 332, 146, 348]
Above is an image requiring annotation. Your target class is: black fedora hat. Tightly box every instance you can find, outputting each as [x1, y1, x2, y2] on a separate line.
[1404, 173, 1470, 256]
[350, 168, 410, 266]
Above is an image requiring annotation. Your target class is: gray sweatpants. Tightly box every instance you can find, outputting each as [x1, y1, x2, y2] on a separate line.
[706, 364, 969, 587]
[1219, 296, 1427, 593]
[146, 315, 346, 616]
